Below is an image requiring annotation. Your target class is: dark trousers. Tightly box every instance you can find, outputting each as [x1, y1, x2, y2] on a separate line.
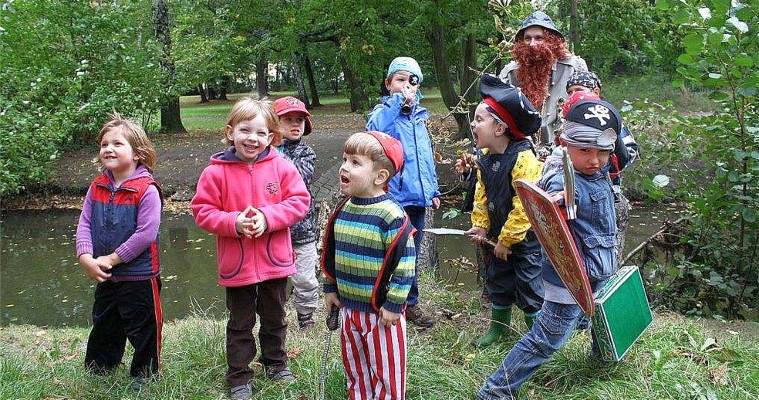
[85, 277, 163, 377]
[225, 278, 289, 387]
[404, 206, 426, 307]
[486, 250, 544, 314]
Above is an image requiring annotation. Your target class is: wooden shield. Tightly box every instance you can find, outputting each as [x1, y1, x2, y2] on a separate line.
[515, 179, 595, 316]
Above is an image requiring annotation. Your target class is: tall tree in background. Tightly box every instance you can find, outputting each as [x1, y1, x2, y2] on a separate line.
[152, 0, 186, 133]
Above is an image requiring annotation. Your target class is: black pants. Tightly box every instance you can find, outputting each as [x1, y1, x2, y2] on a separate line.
[85, 277, 163, 377]
[225, 278, 289, 387]
[485, 249, 544, 314]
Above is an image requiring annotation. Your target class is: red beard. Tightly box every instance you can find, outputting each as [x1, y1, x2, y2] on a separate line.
[511, 41, 556, 109]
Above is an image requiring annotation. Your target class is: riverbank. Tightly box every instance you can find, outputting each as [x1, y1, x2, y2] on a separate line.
[2, 275, 758, 399]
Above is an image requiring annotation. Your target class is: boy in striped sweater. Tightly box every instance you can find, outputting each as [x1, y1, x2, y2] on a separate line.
[321, 131, 416, 400]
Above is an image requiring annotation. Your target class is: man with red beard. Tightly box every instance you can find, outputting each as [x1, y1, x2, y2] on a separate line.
[499, 11, 587, 147]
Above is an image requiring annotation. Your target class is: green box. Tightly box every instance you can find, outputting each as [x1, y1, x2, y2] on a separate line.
[591, 265, 653, 361]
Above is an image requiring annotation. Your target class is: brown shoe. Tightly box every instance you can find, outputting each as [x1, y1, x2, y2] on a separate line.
[405, 305, 435, 327]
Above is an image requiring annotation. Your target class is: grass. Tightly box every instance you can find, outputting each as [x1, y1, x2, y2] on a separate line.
[178, 88, 451, 132]
[2, 272, 758, 399]
[178, 75, 715, 134]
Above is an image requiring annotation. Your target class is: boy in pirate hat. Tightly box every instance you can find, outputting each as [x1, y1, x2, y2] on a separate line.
[477, 98, 618, 400]
[464, 73, 545, 348]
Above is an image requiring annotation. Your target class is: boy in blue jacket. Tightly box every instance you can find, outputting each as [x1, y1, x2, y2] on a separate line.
[367, 56, 440, 327]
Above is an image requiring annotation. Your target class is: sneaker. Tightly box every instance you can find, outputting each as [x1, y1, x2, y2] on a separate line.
[265, 366, 295, 382]
[406, 305, 435, 327]
[230, 381, 253, 400]
[297, 312, 315, 329]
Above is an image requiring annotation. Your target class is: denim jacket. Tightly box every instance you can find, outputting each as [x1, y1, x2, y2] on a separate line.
[539, 169, 617, 287]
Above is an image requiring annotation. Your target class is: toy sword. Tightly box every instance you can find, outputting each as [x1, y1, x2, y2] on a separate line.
[423, 228, 498, 248]
[561, 146, 577, 220]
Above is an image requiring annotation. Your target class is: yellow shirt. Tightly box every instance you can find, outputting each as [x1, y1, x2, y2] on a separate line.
[471, 150, 542, 248]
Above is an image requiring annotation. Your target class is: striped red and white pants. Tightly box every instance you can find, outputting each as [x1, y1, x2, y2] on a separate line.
[340, 307, 407, 400]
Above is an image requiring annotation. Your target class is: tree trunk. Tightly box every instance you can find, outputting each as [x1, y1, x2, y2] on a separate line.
[219, 76, 229, 100]
[426, 19, 469, 140]
[336, 48, 368, 112]
[417, 208, 439, 273]
[460, 34, 478, 140]
[256, 58, 268, 97]
[198, 84, 208, 103]
[152, 0, 186, 133]
[569, 0, 579, 53]
[291, 51, 310, 106]
[302, 43, 321, 107]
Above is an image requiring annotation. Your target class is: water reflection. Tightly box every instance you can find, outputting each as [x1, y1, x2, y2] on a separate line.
[1, 210, 225, 327]
[1, 204, 678, 328]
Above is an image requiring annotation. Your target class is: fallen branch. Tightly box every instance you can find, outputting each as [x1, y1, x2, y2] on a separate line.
[622, 217, 688, 266]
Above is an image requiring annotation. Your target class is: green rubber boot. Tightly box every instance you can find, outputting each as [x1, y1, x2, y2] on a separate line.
[474, 307, 512, 348]
[524, 310, 540, 330]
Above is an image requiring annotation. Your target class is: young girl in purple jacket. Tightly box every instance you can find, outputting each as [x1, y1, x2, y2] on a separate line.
[75, 113, 163, 391]
[191, 97, 310, 399]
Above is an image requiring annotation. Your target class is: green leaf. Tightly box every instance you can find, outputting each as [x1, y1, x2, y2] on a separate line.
[673, 9, 691, 25]
[677, 54, 694, 65]
[654, 0, 669, 10]
[734, 55, 754, 67]
[683, 33, 703, 54]
[743, 207, 757, 223]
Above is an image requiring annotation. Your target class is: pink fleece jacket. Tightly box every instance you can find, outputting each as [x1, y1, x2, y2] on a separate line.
[191, 147, 310, 287]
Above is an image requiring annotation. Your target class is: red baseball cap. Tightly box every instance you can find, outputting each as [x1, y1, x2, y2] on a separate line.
[273, 96, 313, 135]
[366, 131, 404, 175]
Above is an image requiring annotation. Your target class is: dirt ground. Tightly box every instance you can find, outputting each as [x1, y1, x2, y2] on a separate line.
[5, 113, 462, 211]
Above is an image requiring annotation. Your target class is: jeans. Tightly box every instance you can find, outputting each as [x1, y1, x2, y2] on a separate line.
[476, 300, 585, 400]
[403, 206, 426, 307]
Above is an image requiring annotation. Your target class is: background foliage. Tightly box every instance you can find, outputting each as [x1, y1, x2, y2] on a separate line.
[1, 0, 756, 320]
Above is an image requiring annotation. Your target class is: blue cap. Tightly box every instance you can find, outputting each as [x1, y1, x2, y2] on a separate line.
[386, 57, 423, 84]
[517, 11, 563, 39]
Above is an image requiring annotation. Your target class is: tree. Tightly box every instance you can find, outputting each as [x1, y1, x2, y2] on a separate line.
[152, 0, 186, 133]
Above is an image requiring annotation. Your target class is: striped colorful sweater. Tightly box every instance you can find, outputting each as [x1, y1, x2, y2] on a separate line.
[322, 193, 416, 314]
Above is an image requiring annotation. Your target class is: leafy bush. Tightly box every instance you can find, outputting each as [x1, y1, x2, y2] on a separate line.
[636, 0, 758, 319]
[0, 0, 163, 197]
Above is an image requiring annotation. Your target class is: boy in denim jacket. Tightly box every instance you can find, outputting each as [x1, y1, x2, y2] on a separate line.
[477, 98, 618, 400]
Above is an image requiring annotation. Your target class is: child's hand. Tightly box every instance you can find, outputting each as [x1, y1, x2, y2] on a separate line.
[248, 207, 268, 238]
[432, 197, 441, 210]
[454, 158, 469, 174]
[401, 85, 415, 105]
[465, 227, 487, 244]
[79, 254, 112, 283]
[380, 307, 401, 327]
[325, 293, 342, 312]
[494, 243, 512, 261]
[235, 207, 255, 238]
[236, 206, 267, 238]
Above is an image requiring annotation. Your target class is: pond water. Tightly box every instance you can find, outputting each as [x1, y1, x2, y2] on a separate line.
[0, 205, 680, 327]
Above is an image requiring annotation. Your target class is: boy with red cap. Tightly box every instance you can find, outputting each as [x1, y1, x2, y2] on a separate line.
[321, 131, 416, 400]
[273, 96, 319, 329]
[464, 74, 545, 348]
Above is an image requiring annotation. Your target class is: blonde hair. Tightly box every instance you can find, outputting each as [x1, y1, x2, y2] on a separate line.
[96, 112, 156, 172]
[343, 132, 397, 177]
[222, 96, 282, 147]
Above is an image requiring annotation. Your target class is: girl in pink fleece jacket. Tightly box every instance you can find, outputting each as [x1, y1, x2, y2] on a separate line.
[191, 97, 310, 398]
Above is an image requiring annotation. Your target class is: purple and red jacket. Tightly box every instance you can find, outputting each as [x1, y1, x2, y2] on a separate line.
[76, 166, 163, 281]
